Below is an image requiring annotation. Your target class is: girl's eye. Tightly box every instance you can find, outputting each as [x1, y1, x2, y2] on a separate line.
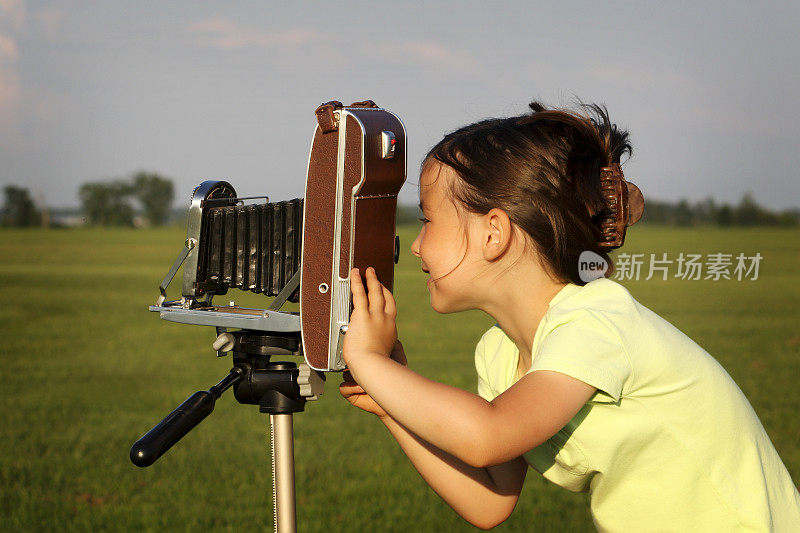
[418, 217, 430, 224]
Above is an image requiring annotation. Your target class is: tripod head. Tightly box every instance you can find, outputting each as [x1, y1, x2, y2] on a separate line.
[130, 330, 321, 468]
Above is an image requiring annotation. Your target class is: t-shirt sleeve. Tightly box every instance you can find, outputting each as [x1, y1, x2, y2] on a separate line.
[474, 331, 496, 402]
[531, 311, 632, 402]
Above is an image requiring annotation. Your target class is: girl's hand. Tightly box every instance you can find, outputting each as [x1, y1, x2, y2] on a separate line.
[342, 267, 398, 368]
[339, 340, 407, 419]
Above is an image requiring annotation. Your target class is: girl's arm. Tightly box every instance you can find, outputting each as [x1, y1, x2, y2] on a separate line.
[353, 355, 594, 467]
[341, 375, 526, 530]
[382, 414, 527, 530]
[343, 268, 596, 468]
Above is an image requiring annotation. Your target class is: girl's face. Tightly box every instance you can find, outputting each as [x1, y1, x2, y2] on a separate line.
[410, 162, 482, 313]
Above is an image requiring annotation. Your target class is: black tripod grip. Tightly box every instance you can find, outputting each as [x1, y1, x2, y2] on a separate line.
[130, 391, 216, 467]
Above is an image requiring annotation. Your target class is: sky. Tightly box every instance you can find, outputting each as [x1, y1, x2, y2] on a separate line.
[1, 0, 799, 210]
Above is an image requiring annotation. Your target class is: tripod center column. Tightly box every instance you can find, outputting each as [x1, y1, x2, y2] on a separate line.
[270, 413, 297, 533]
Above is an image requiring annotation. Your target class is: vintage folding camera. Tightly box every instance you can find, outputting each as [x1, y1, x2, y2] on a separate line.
[133, 101, 406, 531]
[151, 100, 406, 372]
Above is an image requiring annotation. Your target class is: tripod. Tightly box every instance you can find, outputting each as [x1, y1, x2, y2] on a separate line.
[130, 331, 321, 533]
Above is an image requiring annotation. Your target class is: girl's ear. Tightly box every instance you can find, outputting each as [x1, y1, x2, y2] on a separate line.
[482, 208, 513, 261]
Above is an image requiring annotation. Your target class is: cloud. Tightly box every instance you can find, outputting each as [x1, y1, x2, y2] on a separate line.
[0, 32, 16, 62]
[367, 40, 478, 73]
[0, 0, 25, 32]
[187, 16, 327, 50]
[0, 32, 18, 111]
[186, 18, 476, 74]
[0, 0, 22, 141]
[401, 41, 463, 64]
[0, 2, 80, 147]
[0, 68, 19, 105]
[0, 61, 20, 148]
[33, 7, 63, 37]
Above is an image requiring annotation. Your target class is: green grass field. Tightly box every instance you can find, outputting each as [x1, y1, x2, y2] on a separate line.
[1, 224, 798, 532]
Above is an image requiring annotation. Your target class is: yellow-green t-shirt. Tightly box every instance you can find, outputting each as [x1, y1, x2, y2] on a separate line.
[475, 278, 800, 531]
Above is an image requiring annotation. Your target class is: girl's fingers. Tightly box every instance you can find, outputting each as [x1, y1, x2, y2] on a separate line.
[382, 285, 397, 317]
[350, 268, 368, 309]
[339, 382, 365, 396]
[365, 267, 385, 313]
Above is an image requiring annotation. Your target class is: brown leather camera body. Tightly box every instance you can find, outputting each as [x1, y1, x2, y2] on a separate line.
[300, 101, 407, 371]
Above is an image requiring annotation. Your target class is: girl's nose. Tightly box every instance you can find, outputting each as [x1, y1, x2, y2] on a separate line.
[410, 230, 422, 258]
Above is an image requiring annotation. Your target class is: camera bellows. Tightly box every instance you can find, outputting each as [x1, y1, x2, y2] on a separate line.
[195, 199, 303, 300]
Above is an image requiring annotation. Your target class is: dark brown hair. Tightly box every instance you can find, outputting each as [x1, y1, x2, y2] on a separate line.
[424, 100, 632, 285]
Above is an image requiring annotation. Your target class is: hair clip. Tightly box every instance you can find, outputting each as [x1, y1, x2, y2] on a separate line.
[596, 164, 644, 249]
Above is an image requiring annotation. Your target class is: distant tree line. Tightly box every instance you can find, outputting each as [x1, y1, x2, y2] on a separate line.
[639, 193, 799, 227]
[1, 172, 175, 227]
[1, 185, 41, 227]
[2, 181, 798, 229]
[79, 172, 174, 226]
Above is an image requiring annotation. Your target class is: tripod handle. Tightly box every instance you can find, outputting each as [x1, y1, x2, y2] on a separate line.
[130, 367, 243, 467]
[130, 391, 216, 467]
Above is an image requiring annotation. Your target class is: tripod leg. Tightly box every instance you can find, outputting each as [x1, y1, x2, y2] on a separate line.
[270, 413, 297, 533]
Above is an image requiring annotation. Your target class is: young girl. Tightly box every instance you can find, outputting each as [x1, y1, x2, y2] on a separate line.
[339, 101, 800, 531]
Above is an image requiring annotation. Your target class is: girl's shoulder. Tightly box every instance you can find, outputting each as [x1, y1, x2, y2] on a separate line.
[474, 278, 640, 400]
[476, 277, 637, 356]
[475, 323, 514, 365]
[549, 277, 636, 316]
[476, 277, 653, 367]
[531, 278, 640, 340]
